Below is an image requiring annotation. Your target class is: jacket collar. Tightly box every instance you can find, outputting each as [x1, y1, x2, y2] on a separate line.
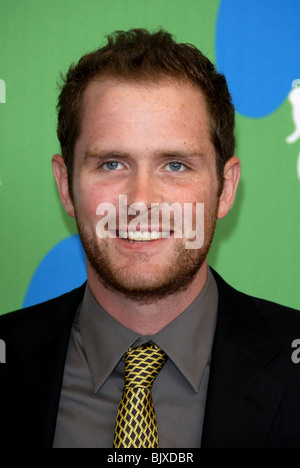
[211, 268, 281, 366]
[5, 283, 86, 356]
[202, 269, 285, 448]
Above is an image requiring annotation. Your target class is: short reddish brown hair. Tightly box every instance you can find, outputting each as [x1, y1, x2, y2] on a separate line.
[57, 28, 235, 195]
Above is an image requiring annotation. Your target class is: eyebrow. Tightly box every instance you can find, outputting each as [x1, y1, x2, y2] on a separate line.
[84, 149, 129, 160]
[83, 148, 206, 161]
[159, 150, 206, 160]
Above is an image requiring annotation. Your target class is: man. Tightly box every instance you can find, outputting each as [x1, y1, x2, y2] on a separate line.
[1, 29, 300, 448]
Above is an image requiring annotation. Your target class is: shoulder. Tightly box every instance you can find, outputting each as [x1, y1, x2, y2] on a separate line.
[211, 268, 300, 343]
[250, 295, 300, 343]
[0, 284, 86, 339]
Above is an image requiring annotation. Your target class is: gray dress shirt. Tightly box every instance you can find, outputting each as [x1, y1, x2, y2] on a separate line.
[53, 267, 218, 448]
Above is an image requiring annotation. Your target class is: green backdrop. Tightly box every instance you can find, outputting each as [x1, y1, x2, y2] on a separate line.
[1, 0, 299, 315]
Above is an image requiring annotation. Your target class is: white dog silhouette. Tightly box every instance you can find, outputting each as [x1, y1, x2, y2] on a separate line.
[286, 85, 300, 144]
[286, 84, 300, 179]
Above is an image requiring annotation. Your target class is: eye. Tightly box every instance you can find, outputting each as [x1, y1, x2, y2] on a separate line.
[102, 161, 125, 171]
[164, 161, 187, 172]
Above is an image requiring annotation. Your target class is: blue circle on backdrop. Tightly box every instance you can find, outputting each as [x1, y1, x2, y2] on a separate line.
[23, 234, 87, 308]
[216, 0, 300, 118]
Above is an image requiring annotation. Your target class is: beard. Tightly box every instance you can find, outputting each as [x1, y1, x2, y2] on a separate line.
[75, 205, 218, 304]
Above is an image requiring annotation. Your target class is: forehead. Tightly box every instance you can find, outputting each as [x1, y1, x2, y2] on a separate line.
[82, 76, 208, 117]
[76, 77, 214, 157]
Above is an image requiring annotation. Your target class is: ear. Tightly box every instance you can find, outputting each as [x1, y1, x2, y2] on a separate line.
[52, 154, 75, 217]
[217, 156, 241, 219]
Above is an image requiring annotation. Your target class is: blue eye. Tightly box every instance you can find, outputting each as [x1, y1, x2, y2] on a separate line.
[165, 162, 186, 172]
[103, 161, 124, 170]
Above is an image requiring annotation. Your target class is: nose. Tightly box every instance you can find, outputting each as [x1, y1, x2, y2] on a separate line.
[125, 167, 164, 209]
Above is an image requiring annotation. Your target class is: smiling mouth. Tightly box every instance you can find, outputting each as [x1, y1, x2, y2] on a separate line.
[117, 230, 171, 242]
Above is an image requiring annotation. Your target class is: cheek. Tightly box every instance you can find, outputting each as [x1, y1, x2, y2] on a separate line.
[181, 180, 219, 222]
[166, 182, 199, 204]
[74, 179, 118, 219]
[172, 182, 211, 205]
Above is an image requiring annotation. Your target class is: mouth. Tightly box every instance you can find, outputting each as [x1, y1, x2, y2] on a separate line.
[117, 230, 172, 243]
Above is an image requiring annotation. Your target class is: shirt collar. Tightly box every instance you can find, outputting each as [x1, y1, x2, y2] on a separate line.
[79, 289, 139, 394]
[153, 268, 218, 392]
[79, 267, 218, 394]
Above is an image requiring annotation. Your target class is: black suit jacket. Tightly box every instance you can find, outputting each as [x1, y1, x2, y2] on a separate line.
[1, 270, 300, 448]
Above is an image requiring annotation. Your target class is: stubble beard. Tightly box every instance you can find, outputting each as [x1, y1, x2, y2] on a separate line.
[75, 206, 218, 304]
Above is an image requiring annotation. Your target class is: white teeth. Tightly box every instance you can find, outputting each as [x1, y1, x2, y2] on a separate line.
[119, 231, 170, 241]
[119, 231, 128, 239]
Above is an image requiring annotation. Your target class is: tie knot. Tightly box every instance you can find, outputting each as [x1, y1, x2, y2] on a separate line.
[124, 343, 167, 389]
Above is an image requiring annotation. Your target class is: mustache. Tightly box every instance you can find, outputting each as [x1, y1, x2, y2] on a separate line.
[95, 199, 205, 248]
[106, 209, 178, 233]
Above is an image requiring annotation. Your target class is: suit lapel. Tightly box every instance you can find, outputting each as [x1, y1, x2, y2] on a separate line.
[202, 271, 286, 448]
[4, 284, 86, 447]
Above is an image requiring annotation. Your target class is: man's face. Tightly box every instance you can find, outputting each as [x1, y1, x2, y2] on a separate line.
[57, 78, 231, 301]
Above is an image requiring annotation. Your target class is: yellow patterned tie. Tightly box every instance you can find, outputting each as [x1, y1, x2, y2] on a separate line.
[113, 343, 167, 448]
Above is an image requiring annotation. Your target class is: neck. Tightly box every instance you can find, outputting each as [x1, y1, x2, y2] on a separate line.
[87, 261, 208, 335]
